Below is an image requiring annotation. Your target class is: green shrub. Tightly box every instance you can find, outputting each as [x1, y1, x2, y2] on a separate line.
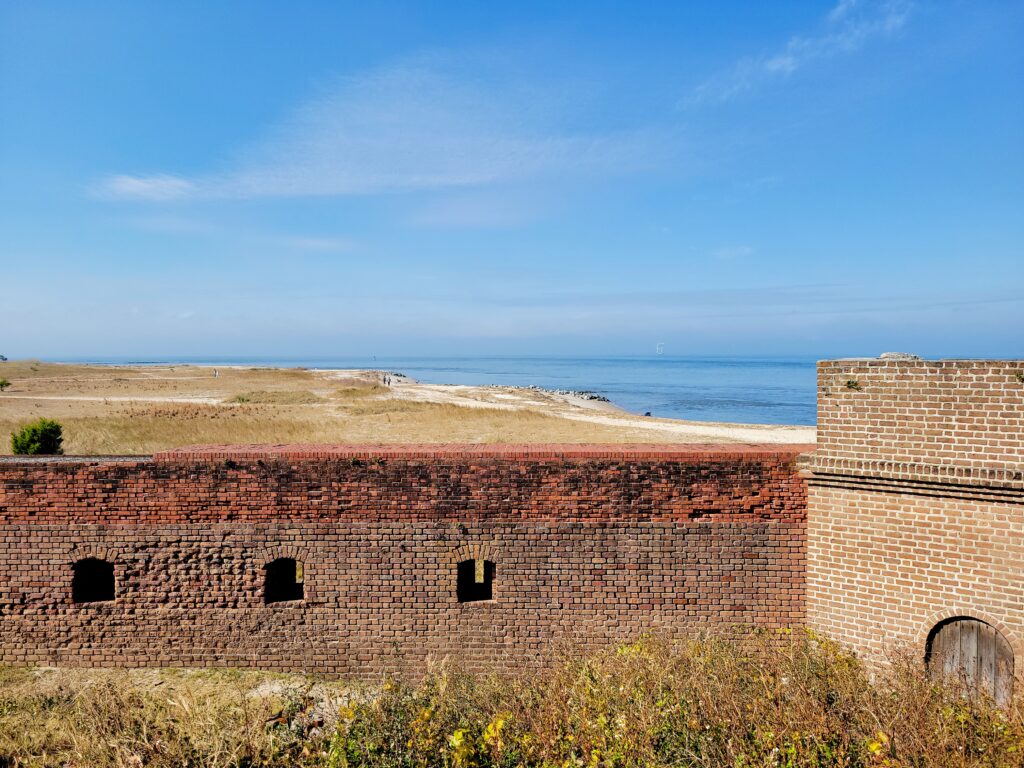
[0, 378, 10, 392]
[11, 418, 64, 455]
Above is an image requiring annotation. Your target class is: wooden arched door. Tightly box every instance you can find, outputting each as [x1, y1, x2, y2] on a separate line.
[927, 617, 1014, 706]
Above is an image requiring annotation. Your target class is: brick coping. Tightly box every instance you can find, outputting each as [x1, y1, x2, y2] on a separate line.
[149, 443, 816, 463]
[0, 444, 817, 466]
[819, 358, 1024, 366]
[807, 455, 1024, 490]
[0, 455, 143, 465]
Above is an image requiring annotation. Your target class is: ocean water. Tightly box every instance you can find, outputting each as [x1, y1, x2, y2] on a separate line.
[80, 355, 819, 425]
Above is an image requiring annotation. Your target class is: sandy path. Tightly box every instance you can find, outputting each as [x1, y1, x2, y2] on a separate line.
[0, 394, 222, 404]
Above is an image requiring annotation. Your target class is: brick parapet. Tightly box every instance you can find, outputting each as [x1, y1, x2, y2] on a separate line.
[1, 449, 810, 526]
[812, 359, 1024, 480]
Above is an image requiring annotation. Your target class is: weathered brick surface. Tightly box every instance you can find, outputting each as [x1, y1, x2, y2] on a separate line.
[0, 445, 808, 677]
[807, 359, 1024, 669]
[814, 359, 1024, 484]
[806, 484, 1024, 663]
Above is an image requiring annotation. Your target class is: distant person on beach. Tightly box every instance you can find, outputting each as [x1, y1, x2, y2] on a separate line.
[213, 369, 218, 378]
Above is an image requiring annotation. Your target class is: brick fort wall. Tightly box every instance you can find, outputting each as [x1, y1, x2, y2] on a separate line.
[806, 358, 1024, 667]
[0, 445, 808, 677]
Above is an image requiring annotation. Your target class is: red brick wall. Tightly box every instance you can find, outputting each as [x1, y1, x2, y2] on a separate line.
[0, 445, 808, 677]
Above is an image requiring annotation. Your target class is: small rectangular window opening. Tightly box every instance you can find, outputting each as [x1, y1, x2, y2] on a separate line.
[457, 559, 494, 603]
[265, 558, 304, 604]
[72, 558, 115, 604]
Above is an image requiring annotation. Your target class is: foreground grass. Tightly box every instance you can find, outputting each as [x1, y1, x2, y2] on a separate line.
[2, 632, 1022, 767]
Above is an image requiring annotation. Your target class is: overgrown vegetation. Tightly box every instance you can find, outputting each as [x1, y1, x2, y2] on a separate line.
[10, 417, 64, 455]
[0, 378, 10, 391]
[332, 383, 388, 399]
[1, 632, 1021, 767]
[230, 390, 327, 405]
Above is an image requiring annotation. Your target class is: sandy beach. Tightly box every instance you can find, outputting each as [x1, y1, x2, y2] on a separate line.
[0, 361, 815, 454]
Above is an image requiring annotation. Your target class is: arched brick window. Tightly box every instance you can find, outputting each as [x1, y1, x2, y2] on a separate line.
[264, 558, 304, 604]
[72, 558, 115, 603]
[456, 559, 494, 603]
[927, 616, 1014, 706]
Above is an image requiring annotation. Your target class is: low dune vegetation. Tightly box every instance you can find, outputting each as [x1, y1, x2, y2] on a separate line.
[0, 400, 652, 455]
[230, 390, 328, 405]
[0, 363, 664, 454]
[0, 361, 815, 454]
[2, 632, 1021, 767]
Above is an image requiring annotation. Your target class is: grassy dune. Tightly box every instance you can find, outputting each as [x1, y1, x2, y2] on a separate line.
[0, 361, 688, 455]
[17, 402, 632, 455]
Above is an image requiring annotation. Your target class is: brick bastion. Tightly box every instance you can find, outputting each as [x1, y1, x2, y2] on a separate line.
[805, 358, 1024, 688]
[0, 444, 809, 677]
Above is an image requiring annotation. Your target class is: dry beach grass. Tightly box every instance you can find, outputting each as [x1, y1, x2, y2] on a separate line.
[0, 361, 814, 454]
[1, 632, 1021, 767]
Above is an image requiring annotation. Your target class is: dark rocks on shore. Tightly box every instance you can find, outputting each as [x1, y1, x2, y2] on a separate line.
[495, 384, 611, 402]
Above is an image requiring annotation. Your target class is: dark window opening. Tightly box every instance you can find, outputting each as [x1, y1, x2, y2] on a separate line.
[265, 558, 304, 604]
[72, 558, 115, 603]
[457, 559, 494, 603]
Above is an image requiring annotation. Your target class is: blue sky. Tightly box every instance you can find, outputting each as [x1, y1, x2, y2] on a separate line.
[2, 0, 1022, 359]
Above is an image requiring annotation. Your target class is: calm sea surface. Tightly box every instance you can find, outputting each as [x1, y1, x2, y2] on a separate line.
[74, 356, 819, 425]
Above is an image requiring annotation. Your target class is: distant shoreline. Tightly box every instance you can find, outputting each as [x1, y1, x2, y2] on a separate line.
[16, 356, 819, 426]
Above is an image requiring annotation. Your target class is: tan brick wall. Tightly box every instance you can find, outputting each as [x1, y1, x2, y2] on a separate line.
[0, 446, 808, 678]
[815, 359, 1024, 482]
[806, 482, 1024, 665]
[808, 357, 1024, 671]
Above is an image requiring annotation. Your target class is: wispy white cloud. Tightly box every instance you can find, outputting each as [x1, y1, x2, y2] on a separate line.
[122, 214, 355, 253]
[686, 0, 912, 106]
[122, 214, 219, 234]
[95, 174, 195, 201]
[828, 0, 861, 25]
[94, 57, 666, 202]
[712, 245, 754, 260]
